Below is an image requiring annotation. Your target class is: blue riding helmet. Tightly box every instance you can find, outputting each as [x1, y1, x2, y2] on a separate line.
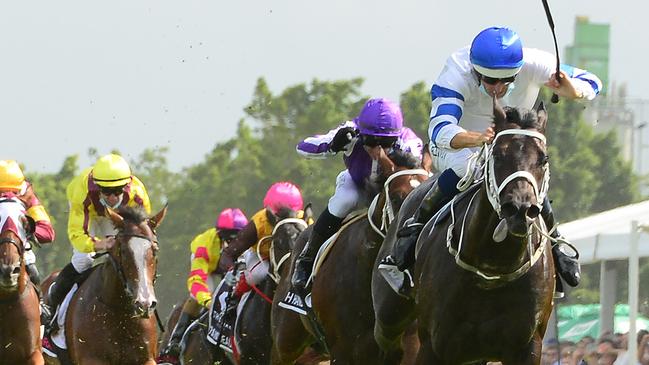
[470, 26, 524, 78]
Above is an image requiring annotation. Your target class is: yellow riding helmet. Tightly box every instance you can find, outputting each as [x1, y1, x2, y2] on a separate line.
[0, 160, 26, 191]
[92, 154, 132, 187]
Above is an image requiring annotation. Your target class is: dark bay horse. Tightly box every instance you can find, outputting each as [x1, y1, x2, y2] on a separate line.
[271, 149, 431, 365]
[165, 207, 312, 365]
[373, 100, 555, 365]
[45, 205, 167, 365]
[0, 197, 43, 365]
[233, 207, 313, 365]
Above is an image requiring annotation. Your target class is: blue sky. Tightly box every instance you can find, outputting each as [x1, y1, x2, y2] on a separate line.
[1, 0, 643, 172]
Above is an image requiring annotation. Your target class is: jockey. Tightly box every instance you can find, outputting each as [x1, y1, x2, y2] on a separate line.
[0, 160, 55, 284]
[290, 98, 424, 295]
[378, 26, 602, 296]
[156, 208, 248, 365]
[42, 153, 151, 328]
[216, 182, 307, 295]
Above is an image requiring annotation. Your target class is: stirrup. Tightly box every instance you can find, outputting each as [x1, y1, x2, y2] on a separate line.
[378, 256, 413, 298]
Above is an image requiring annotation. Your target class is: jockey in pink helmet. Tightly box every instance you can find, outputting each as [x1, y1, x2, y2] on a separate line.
[157, 208, 248, 365]
[216, 181, 307, 287]
[290, 98, 424, 297]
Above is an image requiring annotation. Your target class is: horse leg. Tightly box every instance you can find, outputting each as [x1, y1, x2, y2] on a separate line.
[414, 332, 443, 365]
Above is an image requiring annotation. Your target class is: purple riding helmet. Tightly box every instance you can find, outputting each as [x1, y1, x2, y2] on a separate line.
[355, 98, 403, 137]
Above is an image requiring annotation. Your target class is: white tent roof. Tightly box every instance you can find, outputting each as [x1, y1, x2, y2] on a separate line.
[559, 200, 649, 264]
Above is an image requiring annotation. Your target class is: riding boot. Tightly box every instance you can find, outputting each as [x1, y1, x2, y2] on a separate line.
[378, 168, 459, 296]
[26, 263, 41, 285]
[291, 208, 344, 296]
[43, 263, 81, 334]
[156, 311, 193, 365]
[541, 198, 581, 291]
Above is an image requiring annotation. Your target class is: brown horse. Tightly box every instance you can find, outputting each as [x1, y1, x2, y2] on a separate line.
[44, 205, 167, 365]
[373, 101, 555, 364]
[271, 149, 430, 365]
[161, 301, 232, 365]
[0, 197, 43, 365]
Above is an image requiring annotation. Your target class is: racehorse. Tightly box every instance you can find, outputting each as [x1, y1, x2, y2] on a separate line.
[271, 148, 431, 365]
[161, 301, 233, 365]
[0, 197, 43, 365]
[44, 205, 167, 365]
[234, 206, 312, 365]
[373, 99, 555, 365]
[164, 207, 313, 365]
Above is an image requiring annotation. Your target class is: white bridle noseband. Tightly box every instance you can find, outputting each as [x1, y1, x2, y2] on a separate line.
[485, 129, 550, 218]
[260, 217, 308, 284]
[368, 168, 431, 238]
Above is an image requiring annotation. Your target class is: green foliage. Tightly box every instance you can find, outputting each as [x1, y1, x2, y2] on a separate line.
[22, 78, 639, 316]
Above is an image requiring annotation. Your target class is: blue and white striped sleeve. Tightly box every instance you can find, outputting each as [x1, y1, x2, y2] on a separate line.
[560, 64, 603, 101]
[296, 120, 356, 159]
[428, 84, 466, 150]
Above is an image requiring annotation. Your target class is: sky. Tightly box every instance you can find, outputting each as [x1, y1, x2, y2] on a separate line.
[1, 0, 646, 173]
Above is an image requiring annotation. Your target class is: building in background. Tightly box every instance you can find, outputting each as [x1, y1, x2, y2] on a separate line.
[565, 16, 649, 184]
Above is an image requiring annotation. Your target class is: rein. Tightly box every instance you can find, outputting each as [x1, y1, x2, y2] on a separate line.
[257, 218, 309, 284]
[438, 129, 551, 283]
[368, 168, 430, 238]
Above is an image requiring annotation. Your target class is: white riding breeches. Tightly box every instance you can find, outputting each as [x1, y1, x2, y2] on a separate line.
[243, 249, 269, 286]
[430, 146, 477, 177]
[71, 249, 95, 273]
[327, 170, 363, 219]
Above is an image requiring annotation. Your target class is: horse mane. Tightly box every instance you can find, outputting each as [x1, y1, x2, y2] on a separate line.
[116, 206, 148, 225]
[502, 106, 543, 131]
[388, 149, 420, 169]
[274, 206, 298, 219]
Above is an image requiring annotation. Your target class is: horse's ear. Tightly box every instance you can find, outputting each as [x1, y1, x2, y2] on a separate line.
[106, 207, 125, 229]
[492, 93, 507, 128]
[149, 204, 168, 230]
[303, 203, 314, 223]
[265, 208, 278, 226]
[421, 144, 433, 173]
[536, 101, 548, 133]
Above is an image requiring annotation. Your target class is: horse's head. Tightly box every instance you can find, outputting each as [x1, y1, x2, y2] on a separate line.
[265, 205, 312, 282]
[488, 97, 549, 237]
[105, 205, 167, 317]
[0, 198, 31, 292]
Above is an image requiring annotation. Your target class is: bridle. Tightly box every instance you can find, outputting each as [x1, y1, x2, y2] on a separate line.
[262, 218, 308, 284]
[484, 129, 550, 218]
[101, 230, 158, 309]
[368, 168, 430, 238]
[433, 129, 551, 283]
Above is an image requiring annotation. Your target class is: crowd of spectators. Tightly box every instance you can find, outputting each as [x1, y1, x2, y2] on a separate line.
[539, 330, 649, 365]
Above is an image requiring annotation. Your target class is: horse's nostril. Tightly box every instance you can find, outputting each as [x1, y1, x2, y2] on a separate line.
[527, 205, 540, 219]
[500, 202, 518, 218]
[150, 301, 157, 309]
[11, 266, 20, 275]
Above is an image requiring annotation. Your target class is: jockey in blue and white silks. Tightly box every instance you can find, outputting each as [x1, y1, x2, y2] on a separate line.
[291, 98, 424, 295]
[379, 26, 601, 297]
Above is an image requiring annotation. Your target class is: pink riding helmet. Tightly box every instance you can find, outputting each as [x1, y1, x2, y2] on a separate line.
[263, 182, 304, 214]
[216, 208, 248, 230]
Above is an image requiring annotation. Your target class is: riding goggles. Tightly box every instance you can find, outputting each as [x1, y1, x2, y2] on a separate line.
[100, 185, 126, 196]
[479, 73, 517, 85]
[218, 229, 240, 243]
[361, 135, 398, 148]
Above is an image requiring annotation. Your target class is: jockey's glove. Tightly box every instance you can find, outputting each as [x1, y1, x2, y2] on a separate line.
[330, 127, 357, 152]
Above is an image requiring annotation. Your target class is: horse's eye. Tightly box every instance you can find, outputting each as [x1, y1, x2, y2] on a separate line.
[539, 154, 550, 166]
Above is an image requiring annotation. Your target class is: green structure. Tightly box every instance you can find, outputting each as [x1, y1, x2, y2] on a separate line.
[564, 16, 610, 94]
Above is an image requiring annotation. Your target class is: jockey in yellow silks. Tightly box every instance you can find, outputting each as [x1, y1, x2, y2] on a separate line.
[156, 208, 248, 365]
[0, 160, 56, 286]
[42, 153, 151, 332]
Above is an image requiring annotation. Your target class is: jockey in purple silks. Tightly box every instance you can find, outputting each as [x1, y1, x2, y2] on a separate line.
[290, 98, 424, 295]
